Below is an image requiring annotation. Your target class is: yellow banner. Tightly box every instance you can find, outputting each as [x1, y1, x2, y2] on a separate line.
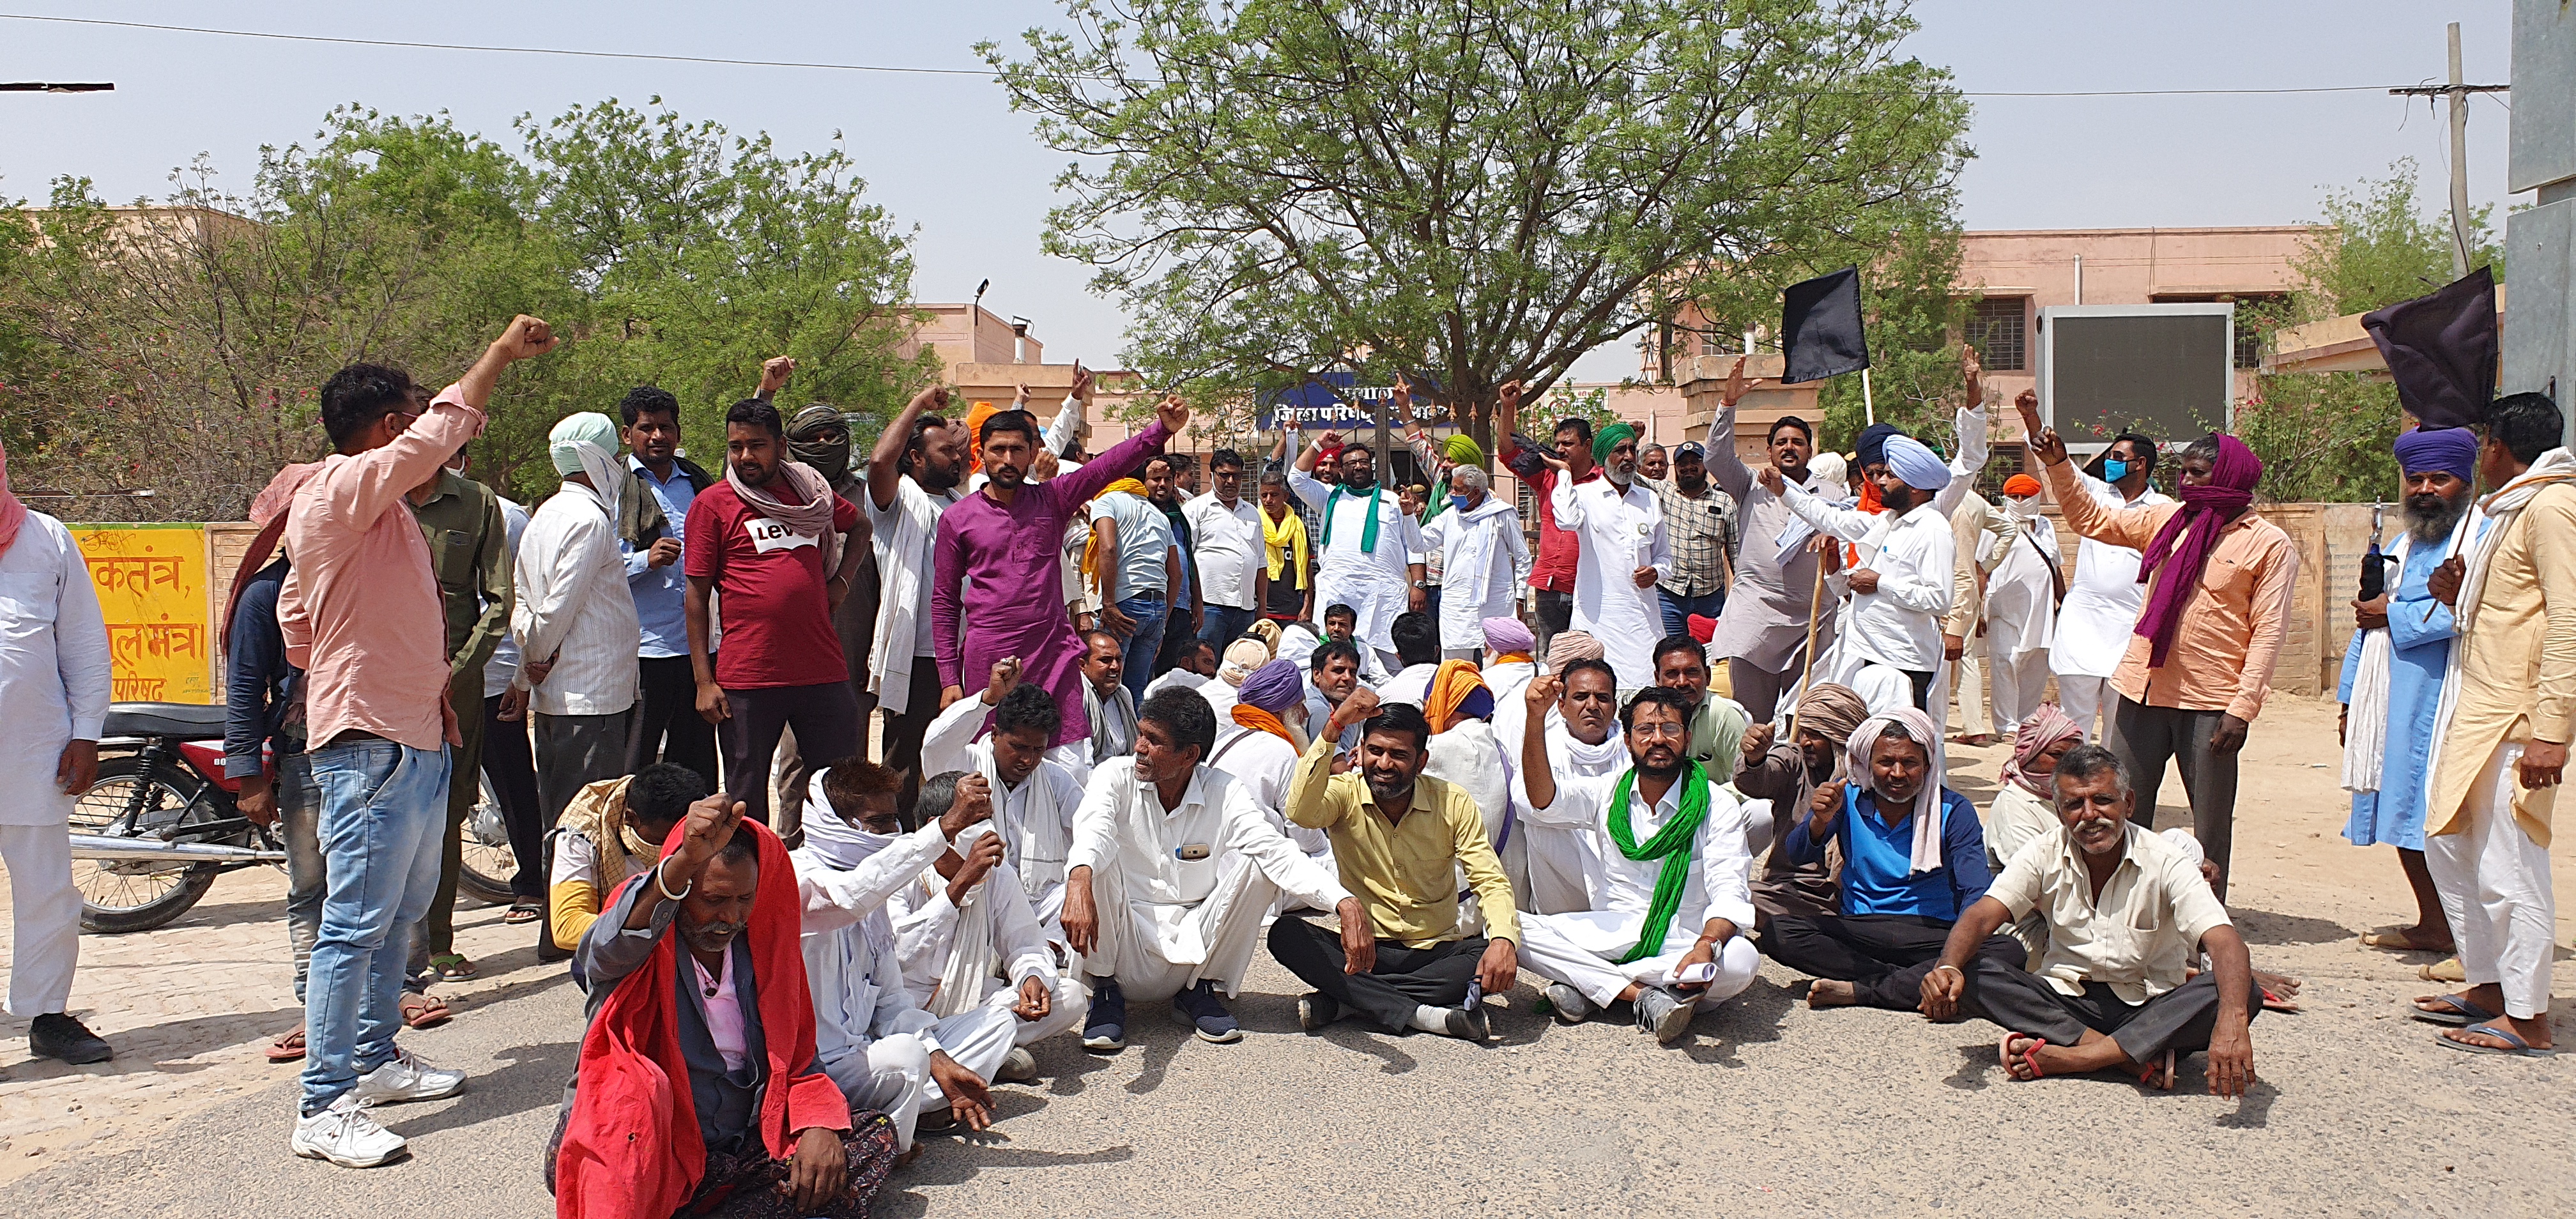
[70, 524, 214, 704]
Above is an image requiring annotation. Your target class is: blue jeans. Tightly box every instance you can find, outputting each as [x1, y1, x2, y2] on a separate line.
[1116, 595, 1169, 703]
[301, 738, 450, 1114]
[1197, 604, 1259, 651]
[276, 753, 325, 1005]
[1659, 588, 1726, 640]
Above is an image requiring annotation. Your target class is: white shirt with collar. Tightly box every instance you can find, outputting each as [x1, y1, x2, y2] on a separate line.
[1779, 489, 1956, 672]
[0, 512, 110, 827]
[1550, 475, 1671, 689]
[1183, 491, 1266, 612]
[1522, 767, 1755, 951]
[1065, 759, 1351, 958]
[513, 480, 641, 716]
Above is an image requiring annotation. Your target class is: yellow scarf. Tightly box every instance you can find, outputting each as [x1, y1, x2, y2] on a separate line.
[1263, 502, 1308, 588]
[1083, 479, 1152, 583]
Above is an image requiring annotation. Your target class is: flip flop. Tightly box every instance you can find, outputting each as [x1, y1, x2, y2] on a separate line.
[1998, 1032, 2046, 1080]
[502, 903, 542, 925]
[2260, 987, 2301, 1014]
[2359, 930, 2453, 953]
[2411, 993, 2498, 1027]
[264, 1027, 307, 1063]
[2439, 1021, 2557, 1057]
[399, 992, 452, 1030]
[429, 953, 478, 981]
[2419, 957, 2465, 983]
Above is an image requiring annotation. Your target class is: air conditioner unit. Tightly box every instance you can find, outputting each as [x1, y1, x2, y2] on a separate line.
[2037, 303, 2234, 449]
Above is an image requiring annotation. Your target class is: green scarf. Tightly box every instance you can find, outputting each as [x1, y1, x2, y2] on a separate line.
[1328, 483, 1383, 554]
[1605, 760, 1710, 963]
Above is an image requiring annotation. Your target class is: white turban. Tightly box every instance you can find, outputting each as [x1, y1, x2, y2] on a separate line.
[549, 412, 625, 519]
[1882, 434, 1949, 491]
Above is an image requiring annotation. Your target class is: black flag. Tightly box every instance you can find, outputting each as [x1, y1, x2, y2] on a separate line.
[1781, 266, 1870, 385]
[2362, 266, 2497, 431]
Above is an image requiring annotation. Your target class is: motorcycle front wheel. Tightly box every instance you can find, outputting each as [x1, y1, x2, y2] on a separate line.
[70, 756, 222, 933]
[456, 770, 519, 905]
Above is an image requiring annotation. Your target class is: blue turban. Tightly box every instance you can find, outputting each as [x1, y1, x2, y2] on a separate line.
[2393, 426, 2477, 483]
[1236, 658, 1307, 714]
[1882, 434, 1950, 491]
[1854, 423, 1900, 470]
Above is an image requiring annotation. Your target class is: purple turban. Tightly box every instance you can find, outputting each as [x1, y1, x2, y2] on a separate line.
[1482, 616, 1535, 656]
[1236, 658, 1307, 714]
[2393, 426, 2477, 484]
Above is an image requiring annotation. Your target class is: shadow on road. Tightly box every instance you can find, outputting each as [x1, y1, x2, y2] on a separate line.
[2230, 906, 2359, 946]
[382, 1039, 579, 1140]
[1682, 977, 1796, 1066]
[0, 1004, 304, 1079]
[871, 1141, 1138, 1215]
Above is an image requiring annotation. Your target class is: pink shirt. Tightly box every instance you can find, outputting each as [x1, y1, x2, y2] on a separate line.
[691, 952, 749, 1071]
[279, 384, 486, 751]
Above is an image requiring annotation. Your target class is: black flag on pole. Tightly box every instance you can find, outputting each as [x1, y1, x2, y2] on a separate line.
[2361, 266, 2497, 431]
[1781, 266, 1870, 385]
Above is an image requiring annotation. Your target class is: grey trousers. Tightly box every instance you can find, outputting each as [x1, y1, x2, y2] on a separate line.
[1729, 654, 1802, 724]
[535, 709, 635, 825]
[1963, 965, 2258, 1065]
[2106, 698, 2239, 899]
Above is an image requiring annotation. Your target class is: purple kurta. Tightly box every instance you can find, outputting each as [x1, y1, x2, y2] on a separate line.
[933, 420, 1172, 746]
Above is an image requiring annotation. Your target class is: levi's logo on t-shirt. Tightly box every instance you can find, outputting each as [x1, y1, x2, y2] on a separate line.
[746, 516, 818, 554]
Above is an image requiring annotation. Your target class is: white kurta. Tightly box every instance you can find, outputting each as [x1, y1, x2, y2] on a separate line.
[1422, 498, 1529, 654]
[0, 514, 111, 828]
[1514, 767, 1760, 1008]
[1551, 476, 1670, 689]
[1287, 470, 1424, 655]
[1779, 490, 1954, 673]
[1982, 512, 2060, 661]
[2050, 474, 2172, 681]
[919, 693, 1087, 927]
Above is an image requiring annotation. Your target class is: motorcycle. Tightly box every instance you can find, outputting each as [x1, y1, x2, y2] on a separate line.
[73, 702, 522, 933]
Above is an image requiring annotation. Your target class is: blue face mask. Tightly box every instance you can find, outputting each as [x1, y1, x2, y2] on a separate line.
[1450, 494, 1472, 510]
[2101, 458, 2131, 483]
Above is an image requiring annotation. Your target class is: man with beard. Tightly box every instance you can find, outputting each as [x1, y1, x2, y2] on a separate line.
[1272, 689, 1521, 1039]
[1646, 440, 1735, 637]
[1544, 422, 1669, 692]
[936, 398, 1188, 756]
[868, 385, 969, 813]
[1650, 634, 1754, 784]
[2027, 397, 2296, 900]
[1421, 464, 1529, 661]
[768, 359, 880, 836]
[1922, 744, 2257, 1096]
[1699, 358, 1814, 721]
[1761, 434, 1958, 712]
[1733, 684, 1869, 935]
[1290, 427, 1429, 678]
[619, 384, 721, 786]
[2338, 427, 2481, 957]
[1515, 682, 1759, 1044]
[1063, 689, 1358, 1051]
[1146, 453, 1209, 676]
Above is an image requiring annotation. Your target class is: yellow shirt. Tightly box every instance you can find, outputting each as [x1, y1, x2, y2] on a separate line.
[1285, 735, 1521, 947]
[2430, 482, 2576, 845]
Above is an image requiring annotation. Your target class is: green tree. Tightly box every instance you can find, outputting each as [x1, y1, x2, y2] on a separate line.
[985, 0, 1970, 460]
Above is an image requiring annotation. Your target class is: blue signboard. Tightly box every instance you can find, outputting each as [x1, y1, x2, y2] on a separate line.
[1257, 371, 1445, 430]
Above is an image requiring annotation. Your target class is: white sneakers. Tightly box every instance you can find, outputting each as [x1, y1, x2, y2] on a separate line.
[291, 1050, 467, 1169]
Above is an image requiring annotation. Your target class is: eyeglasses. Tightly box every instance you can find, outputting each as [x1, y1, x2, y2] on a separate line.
[1628, 722, 1688, 741]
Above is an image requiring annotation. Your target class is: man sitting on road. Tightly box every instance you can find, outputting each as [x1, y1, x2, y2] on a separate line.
[1067, 629, 1138, 781]
[1769, 707, 2023, 1013]
[1272, 689, 1521, 1040]
[552, 794, 896, 1217]
[547, 762, 703, 952]
[1499, 654, 1623, 916]
[1514, 682, 1761, 1045]
[1920, 744, 2258, 1095]
[1062, 689, 1361, 1051]
[919, 659, 1089, 934]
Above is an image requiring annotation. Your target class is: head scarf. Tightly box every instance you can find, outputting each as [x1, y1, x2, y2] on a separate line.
[963, 401, 1000, 468]
[0, 434, 26, 564]
[1546, 629, 1604, 671]
[1082, 478, 1153, 583]
[1807, 452, 1848, 492]
[1248, 618, 1283, 652]
[799, 768, 897, 872]
[2394, 425, 2478, 483]
[2003, 703, 2084, 799]
[785, 404, 853, 484]
[1854, 423, 1900, 471]
[1481, 615, 1535, 659]
[1790, 683, 1869, 763]
[1220, 638, 1271, 687]
[2134, 433, 2262, 669]
[1424, 659, 1493, 733]
[1232, 657, 1308, 749]
[223, 461, 325, 645]
[551, 412, 627, 521]
[1591, 421, 1638, 465]
[2002, 473, 2042, 498]
[1844, 706, 1949, 875]
[1882, 434, 1949, 491]
[1442, 434, 1485, 468]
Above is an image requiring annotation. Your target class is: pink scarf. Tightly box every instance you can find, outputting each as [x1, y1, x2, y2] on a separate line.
[0, 434, 27, 562]
[2002, 703, 2083, 798]
[2133, 434, 2260, 670]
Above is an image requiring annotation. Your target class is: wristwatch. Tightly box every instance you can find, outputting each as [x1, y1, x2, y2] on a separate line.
[1410, 579, 1429, 589]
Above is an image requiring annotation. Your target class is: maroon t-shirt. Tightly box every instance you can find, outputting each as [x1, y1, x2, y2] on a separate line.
[685, 479, 860, 689]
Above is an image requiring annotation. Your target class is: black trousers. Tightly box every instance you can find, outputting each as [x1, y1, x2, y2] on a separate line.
[1901, 668, 1935, 712]
[1763, 912, 2026, 1011]
[1963, 965, 2257, 1064]
[2106, 697, 2241, 899]
[1267, 917, 1485, 1033]
[479, 693, 546, 902]
[720, 682, 864, 827]
[627, 654, 719, 790]
[875, 662, 946, 824]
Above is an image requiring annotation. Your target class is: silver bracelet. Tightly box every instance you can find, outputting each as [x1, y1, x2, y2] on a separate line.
[1931, 963, 1963, 977]
[655, 856, 693, 902]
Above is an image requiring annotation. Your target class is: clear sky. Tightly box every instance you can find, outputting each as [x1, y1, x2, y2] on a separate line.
[0, 1, 2522, 385]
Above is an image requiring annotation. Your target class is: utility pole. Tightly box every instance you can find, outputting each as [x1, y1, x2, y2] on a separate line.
[2391, 22, 2510, 275]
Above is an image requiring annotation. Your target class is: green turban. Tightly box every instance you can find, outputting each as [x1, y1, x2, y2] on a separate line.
[1441, 433, 1485, 468]
[1591, 421, 1637, 464]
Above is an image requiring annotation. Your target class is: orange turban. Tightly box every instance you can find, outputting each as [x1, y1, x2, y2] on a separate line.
[965, 400, 1000, 467]
[2002, 473, 2042, 498]
[1424, 659, 1492, 734]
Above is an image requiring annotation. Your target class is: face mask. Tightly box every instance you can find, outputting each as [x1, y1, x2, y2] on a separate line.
[2101, 458, 2131, 483]
[2004, 497, 2035, 521]
[1450, 494, 1472, 511]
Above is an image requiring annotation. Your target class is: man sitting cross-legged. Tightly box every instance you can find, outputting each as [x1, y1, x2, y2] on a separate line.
[1514, 680, 1761, 1045]
[1269, 688, 1521, 1040]
[919, 657, 1089, 936]
[1063, 688, 1361, 1051]
[1768, 707, 2025, 1011]
[551, 793, 897, 1217]
[793, 760, 1011, 1157]
[1920, 744, 2258, 1094]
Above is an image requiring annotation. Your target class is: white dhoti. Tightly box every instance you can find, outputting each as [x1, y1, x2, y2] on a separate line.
[1086, 852, 1279, 1002]
[0, 823, 79, 1016]
[833, 1005, 1018, 1152]
[1988, 645, 2051, 737]
[2426, 742, 2557, 1020]
[2057, 675, 2112, 740]
[1517, 912, 1760, 1011]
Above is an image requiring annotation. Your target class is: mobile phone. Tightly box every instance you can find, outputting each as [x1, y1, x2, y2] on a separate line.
[1174, 843, 1211, 861]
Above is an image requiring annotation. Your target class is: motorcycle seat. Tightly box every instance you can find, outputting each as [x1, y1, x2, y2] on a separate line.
[105, 702, 231, 739]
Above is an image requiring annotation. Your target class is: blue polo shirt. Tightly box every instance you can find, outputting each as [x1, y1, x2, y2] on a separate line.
[625, 456, 701, 659]
[1784, 785, 1991, 921]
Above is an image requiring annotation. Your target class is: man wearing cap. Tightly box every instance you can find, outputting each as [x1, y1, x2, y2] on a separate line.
[2340, 427, 2482, 958]
[1982, 473, 2062, 739]
[1421, 464, 1529, 661]
[1646, 440, 1736, 639]
[1759, 435, 1956, 712]
[1545, 421, 1669, 693]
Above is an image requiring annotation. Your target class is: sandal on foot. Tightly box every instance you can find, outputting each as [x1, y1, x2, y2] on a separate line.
[265, 1026, 307, 1063]
[399, 992, 452, 1030]
[2136, 1048, 2176, 1090]
[2439, 1021, 2556, 1057]
[429, 954, 477, 981]
[2260, 986, 2302, 1014]
[2418, 957, 2465, 983]
[1998, 1032, 2047, 1080]
[502, 903, 542, 926]
[2360, 929, 2453, 953]
[2410, 993, 2498, 1027]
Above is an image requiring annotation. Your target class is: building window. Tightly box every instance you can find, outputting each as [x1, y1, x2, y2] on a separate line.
[2230, 294, 2285, 369]
[1968, 297, 2027, 371]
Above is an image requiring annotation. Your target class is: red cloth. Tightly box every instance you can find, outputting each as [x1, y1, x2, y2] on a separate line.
[1508, 457, 1599, 594]
[1686, 614, 1717, 645]
[553, 820, 851, 1219]
[685, 480, 861, 689]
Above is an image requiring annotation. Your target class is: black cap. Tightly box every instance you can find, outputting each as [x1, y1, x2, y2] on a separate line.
[2361, 265, 2496, 431]
[1780, 266, 1870, 385]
